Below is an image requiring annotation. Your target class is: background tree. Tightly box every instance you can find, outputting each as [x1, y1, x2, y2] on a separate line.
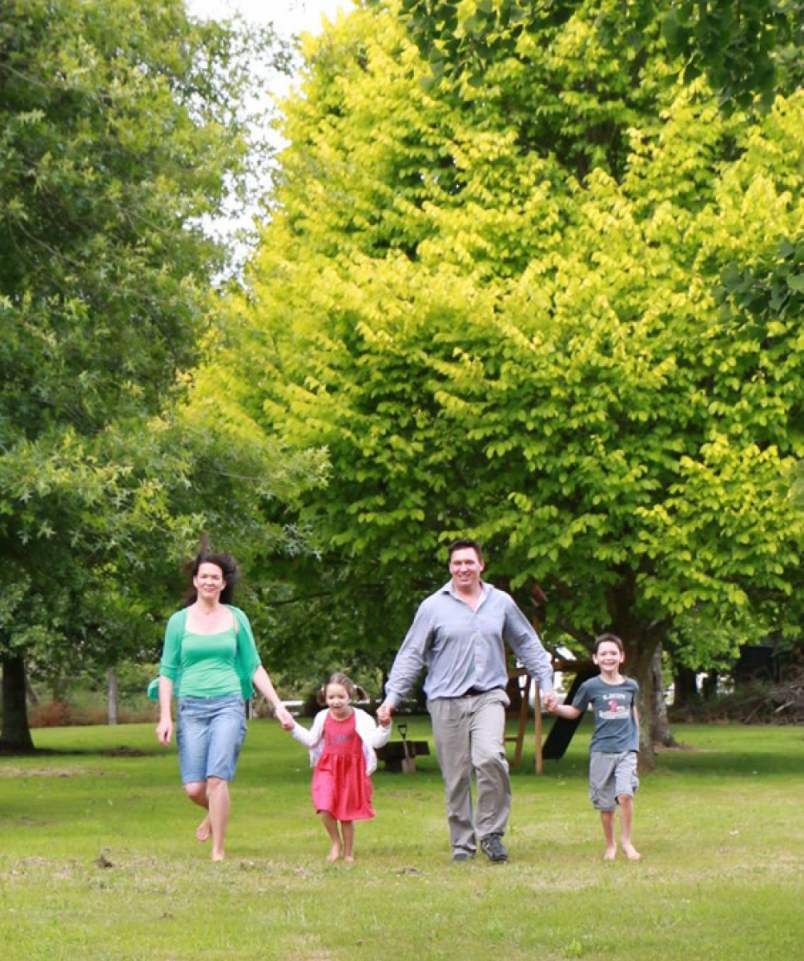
[385, 0, 803, 111]
[0, 0, 314, 750]
[210, 2, 802, 764]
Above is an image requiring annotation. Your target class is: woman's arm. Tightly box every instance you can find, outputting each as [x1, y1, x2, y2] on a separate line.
[251, 665, 294, 729]
[156, 676, 174, 746]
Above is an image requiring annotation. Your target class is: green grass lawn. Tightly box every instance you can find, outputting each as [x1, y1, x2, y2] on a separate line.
[1, 717, 802, 960]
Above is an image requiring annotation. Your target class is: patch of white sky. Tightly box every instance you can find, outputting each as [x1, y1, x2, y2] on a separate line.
[188, 0, 352, 40]
[185, 0, 355, 274]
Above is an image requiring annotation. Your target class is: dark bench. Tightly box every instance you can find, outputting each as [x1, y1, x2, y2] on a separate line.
[376, 740, 430, 773]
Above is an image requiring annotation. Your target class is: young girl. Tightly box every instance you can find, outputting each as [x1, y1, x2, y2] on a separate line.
[290, 673, 391, 862]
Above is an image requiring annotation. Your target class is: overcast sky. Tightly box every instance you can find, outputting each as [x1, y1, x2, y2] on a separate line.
[187, 0, 356, 102]
[185, 0, 357, 267]
[187, 0, 353, 39]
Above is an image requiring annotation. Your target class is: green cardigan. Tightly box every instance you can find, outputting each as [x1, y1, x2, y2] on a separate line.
[147, 605, 261, 701]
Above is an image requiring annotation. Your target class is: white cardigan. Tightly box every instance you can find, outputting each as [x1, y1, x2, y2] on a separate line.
[291, 708, 391, 775]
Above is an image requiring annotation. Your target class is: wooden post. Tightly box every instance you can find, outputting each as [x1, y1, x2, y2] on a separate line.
[505, 651, 545, 774]
[107, 668, 118, 726]
[534, 680, 543, 774]
[511, 672, 529, 769]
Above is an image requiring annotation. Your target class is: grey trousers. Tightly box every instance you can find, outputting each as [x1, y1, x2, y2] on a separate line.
[428, 689, 511, 856]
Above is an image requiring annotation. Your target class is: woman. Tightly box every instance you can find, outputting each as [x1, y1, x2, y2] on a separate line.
[155, 549, 293, 861]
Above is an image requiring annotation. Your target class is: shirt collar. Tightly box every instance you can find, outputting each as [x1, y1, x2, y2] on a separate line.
[442, 579, 489, 601]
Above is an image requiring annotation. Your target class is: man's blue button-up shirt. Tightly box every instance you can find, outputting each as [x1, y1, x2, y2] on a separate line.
[385, 581, 554, 706]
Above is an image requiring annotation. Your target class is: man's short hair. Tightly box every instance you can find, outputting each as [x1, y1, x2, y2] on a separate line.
[447, 538, 484, 562]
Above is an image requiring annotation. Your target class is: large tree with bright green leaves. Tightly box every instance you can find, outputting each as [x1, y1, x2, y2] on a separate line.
[385, 0, 803, 111]
[0, 0, 316, 751]
[216, 1, 801, 759]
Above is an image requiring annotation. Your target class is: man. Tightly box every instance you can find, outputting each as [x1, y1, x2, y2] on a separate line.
[377, 539, 556, 863]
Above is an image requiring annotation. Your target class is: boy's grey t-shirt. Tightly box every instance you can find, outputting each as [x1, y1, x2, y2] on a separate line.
[572, 676, 639, 753]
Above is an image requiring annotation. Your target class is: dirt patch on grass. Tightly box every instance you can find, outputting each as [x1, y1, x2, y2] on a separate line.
[289, 935, 337, 961]
[3, 857, 76, 881]
[653, 741, 704, 752]
[0, 765, 126, 777]
[0, 765, 94, 777]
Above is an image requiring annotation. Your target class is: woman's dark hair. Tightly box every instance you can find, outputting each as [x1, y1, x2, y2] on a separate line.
[181, 540, 239, 607]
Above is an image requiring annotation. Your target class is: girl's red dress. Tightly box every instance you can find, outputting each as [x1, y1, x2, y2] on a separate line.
[311, 710, 374, 821]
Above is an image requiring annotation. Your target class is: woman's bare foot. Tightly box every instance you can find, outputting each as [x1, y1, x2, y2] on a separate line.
[195, 816, 212, 842]
[622, 843, 641, 861]
[603, 845, 617, 861]
[326, 842, 341, 863]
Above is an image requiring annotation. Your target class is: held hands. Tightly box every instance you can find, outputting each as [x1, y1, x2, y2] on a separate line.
[376, 700, 393, 727]
[274, 704, 295, 731]
[542, 690, 559, 713]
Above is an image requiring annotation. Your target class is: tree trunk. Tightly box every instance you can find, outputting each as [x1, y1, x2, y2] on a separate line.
[702, 670, 719, 700]
[0, 653, 35, 752]
[625, 636, 664, 770]
[26, 677, 40, 706]
[605, 573, 669, 769]
[673, 665, 699, 707]
[649, 643, 678, 747]
[107, 668, 118, 726]
[634, 665, 655, 769]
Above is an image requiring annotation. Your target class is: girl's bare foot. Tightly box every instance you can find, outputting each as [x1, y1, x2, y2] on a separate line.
[195, 816, 212, 842]
[622, 843, 641, 861]
[211, 851, 225, 862]
[326, 842, 341, 863]
[603, 845, 617, 861]
[344, 855, 354, 863]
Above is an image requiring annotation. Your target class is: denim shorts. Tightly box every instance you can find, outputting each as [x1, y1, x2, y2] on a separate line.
[176, 694, 247, 784]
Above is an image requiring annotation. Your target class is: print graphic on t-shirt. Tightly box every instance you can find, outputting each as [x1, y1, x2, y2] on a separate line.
[598, 693, 631, 720]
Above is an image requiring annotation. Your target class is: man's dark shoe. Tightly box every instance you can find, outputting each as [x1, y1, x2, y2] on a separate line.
[480, 834, 508, 863]
[452, 851, 475, 863]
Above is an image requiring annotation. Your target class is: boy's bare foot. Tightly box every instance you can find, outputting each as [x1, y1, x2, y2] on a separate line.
[195, 816, 212, 842]
[603, 845, 617, 861]
[326, 843, 341, 863]
[622, 843, 641, 861]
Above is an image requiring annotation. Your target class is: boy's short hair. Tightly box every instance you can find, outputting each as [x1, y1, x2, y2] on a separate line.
[447, 538, 484, 562]
[593, 633, 624, 655]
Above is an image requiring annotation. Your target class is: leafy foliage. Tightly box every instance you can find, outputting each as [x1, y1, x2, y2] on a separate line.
[376, 0, 803, 111]
[0, 0, 314, 747]
[217, 5, 802, 754]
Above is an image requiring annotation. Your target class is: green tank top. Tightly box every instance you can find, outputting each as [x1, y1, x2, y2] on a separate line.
[177, 626, 241, 698]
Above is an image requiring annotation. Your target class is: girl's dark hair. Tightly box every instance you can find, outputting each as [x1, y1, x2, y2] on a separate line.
[593, 633, 624, 655]
[317, 672, 369, 705]
[181, 539, 239, 607]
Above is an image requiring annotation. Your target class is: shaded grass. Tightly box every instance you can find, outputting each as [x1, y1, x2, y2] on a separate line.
[0, 718, 802, 960]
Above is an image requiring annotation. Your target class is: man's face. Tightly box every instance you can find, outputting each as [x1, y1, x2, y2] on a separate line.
[449, 547, 484, 590]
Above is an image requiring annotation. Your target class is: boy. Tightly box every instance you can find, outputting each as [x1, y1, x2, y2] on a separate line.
[548, 634, 641, 861]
